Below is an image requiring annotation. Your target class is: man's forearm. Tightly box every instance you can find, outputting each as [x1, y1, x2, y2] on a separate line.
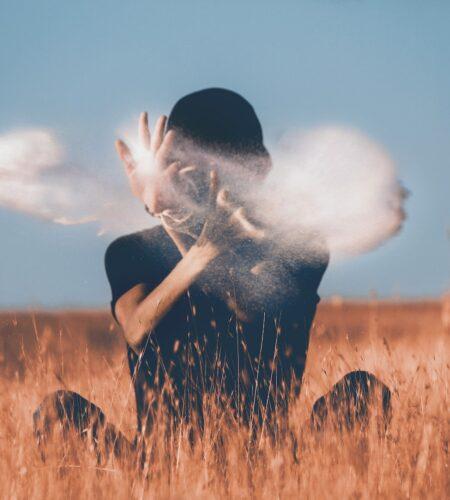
[162, 226, 284, 322]
[124, 242, 218, 351]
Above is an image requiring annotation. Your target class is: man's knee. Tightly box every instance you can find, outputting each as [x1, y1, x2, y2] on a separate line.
[33, 390, 134, 465]
[33, 390, 103, 439]
[310, 370, 392, 432]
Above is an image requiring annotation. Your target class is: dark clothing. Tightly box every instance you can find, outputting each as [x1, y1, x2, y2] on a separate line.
[33, 227, 393, 468]
[104, 225, 328, 429]
[32, 372, 392, 467]
[310, 371, 392, 432]
[33, 390, 136, 466]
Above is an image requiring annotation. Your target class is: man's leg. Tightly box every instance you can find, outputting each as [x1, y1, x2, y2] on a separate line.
[33, 390, 135, 465]
[310, 370, 392, 432]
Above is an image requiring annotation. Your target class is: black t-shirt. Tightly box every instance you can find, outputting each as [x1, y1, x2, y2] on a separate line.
[105, 225, 328, 427]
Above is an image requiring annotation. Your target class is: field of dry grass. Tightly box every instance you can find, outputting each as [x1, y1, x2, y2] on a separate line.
[1, 299, 448, 499]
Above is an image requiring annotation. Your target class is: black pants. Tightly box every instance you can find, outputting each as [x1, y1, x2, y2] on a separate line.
[309, 370, 391, 432]
[33, 389, 138, 466]
[33, 370, 391, 465]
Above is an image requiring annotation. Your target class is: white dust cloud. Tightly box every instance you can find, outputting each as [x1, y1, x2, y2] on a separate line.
[0, 128, 149, 232]
[259, 126, 406, 258]
[0, 125, 406, 260]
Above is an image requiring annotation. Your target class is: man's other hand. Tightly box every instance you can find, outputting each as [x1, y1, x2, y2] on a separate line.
[195, 170, 266, 255]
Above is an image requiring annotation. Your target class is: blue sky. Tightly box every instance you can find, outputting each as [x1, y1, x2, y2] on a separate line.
[1, 1, 449, 307]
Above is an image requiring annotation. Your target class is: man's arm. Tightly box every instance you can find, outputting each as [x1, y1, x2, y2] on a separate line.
[161, 224, 255, 321]
[164, 222, 303, 321]
[115, 241, 218, 353]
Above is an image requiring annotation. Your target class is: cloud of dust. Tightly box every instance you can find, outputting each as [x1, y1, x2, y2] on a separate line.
[0, 124, 406, 261]
[123, 124, 406, 262]
[260, 126, 407, 258]
[0, 128, 150, 233]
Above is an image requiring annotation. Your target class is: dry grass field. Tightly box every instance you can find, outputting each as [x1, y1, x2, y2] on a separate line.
[1, 299, 448, 499]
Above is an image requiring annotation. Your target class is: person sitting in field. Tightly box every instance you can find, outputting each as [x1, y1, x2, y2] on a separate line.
[33, 88, 391, 465]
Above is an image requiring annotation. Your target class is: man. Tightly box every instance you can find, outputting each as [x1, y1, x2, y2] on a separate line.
[34, 88, 390, 465]
[106, 88, 331, 431]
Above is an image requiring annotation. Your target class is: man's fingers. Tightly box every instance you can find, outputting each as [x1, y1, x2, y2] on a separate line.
[162, 161, 184, 199]
[115, 139, 135, 174]
[164, 161, 182, 183]
[139, 112, 151, 150]
[216, 188, 266, 239]
[151, 115, 167, 152]
[155, 129, 175, 166]
[217, 189, 239, 213]
[178, 165, 199, 176]
[231, 207, 266, 240]
[208, 170, 219, 211]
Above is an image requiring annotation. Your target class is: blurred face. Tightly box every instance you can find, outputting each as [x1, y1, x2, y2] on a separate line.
[143, 136, 211, 236]
[144, 132, 270, 237]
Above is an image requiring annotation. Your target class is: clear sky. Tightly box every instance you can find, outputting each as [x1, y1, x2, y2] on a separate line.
[1, 0, 449, 308]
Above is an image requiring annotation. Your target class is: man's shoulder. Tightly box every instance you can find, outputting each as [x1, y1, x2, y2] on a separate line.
[104, 225, 172, 268]
[104, 225, 176, 311]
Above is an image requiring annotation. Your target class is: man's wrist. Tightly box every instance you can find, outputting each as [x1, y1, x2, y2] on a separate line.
[187, 242, 220, 272]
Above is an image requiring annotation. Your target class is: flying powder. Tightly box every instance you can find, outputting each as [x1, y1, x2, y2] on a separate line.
[0, 124, 406, 258]
[0, 128, 149, 232]
[260, 126, 407, 258]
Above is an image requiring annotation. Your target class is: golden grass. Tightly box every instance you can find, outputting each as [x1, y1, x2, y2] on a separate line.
[1, 300, 448, 499]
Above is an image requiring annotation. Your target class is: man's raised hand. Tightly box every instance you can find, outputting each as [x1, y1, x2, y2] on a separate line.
[196, 170, 266, 253]
[115, 112, 174, 206]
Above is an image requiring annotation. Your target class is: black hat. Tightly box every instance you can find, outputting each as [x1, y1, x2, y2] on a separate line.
[167, 88, 270, 160]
